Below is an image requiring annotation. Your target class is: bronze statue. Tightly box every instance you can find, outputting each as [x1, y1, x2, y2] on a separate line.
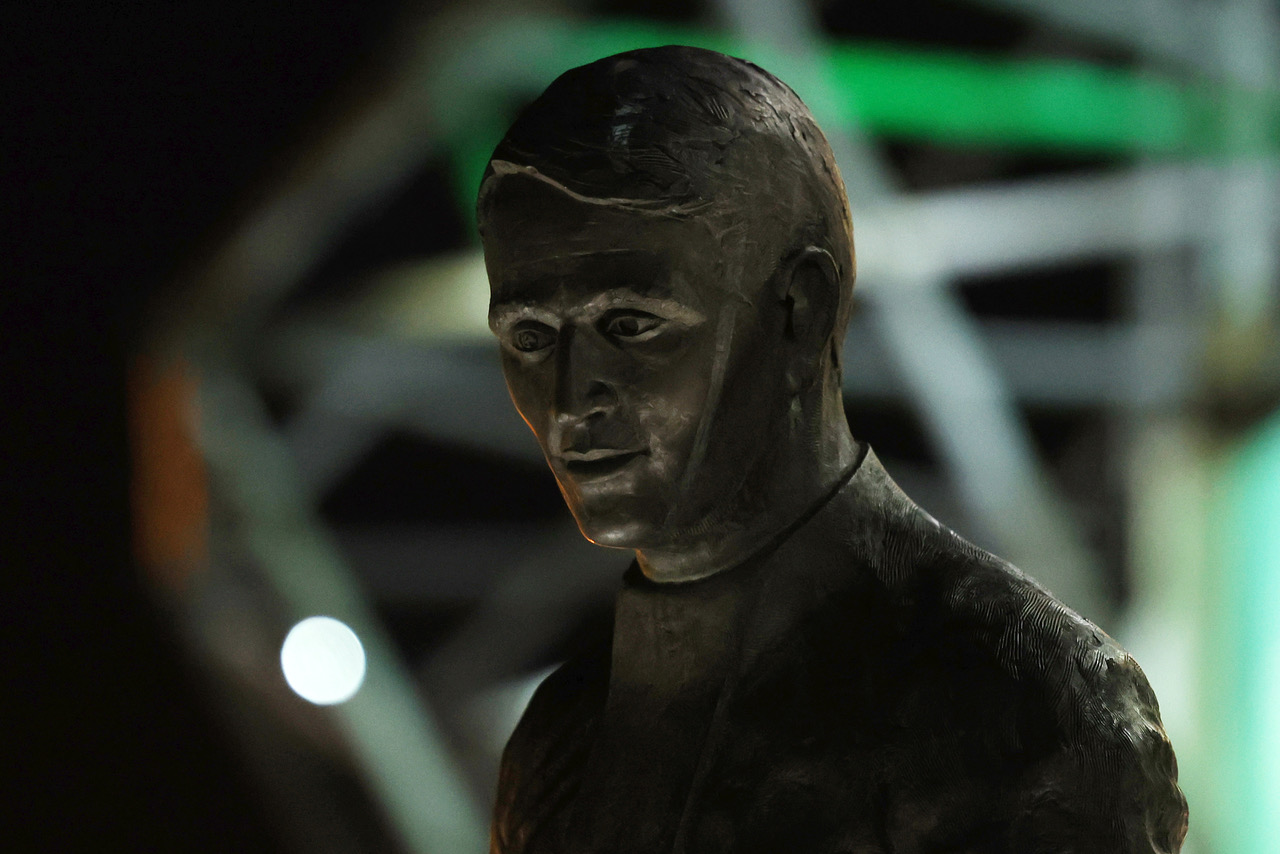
[477, 46, 1187, 854]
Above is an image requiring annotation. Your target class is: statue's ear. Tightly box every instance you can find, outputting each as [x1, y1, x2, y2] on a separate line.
[777, 245, 839, 391]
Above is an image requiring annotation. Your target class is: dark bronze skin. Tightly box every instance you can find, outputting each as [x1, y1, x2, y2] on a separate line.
[477, 46, 1187, 854]
[485, 176, 856, 582]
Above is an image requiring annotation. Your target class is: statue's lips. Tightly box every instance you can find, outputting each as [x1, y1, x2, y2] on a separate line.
[557, 449, 647, 480]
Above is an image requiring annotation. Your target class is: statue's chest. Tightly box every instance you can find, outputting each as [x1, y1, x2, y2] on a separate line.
[669, 653, 1013, 854]
[562, 667, 900, 853]
[679, 716, 892, 854]
[518, 591, 1021, 854]
[520, 664, 1013, 854]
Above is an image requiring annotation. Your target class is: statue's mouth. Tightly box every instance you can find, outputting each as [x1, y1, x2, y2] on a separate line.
[560, 449, 646, 479]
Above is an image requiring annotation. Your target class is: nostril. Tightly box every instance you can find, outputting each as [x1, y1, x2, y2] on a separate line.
[555, 407, 605, 430]
[584, 380, 614, 403]
[555, 412, 604, 455]
[556, 379, 617, 419]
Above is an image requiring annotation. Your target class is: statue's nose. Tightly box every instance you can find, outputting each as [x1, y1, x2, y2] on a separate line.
[553, 326, 619, 425]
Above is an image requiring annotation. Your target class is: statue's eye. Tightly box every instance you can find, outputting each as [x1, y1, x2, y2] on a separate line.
[512, 325, 555, 353]
[604, 312, 661, 339]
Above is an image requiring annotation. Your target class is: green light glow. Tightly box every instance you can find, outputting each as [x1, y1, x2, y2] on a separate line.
[1208, 408, 1280, 852]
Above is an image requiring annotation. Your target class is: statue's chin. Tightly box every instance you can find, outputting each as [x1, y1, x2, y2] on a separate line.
[573, 515, 656, 551]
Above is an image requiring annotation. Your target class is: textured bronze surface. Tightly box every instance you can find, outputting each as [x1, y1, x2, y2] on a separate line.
[478, 45, 1187, 854]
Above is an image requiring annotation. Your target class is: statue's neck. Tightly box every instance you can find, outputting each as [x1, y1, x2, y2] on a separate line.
[636, 398, 858, 584]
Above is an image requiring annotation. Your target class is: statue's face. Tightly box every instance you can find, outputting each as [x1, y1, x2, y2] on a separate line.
[483, 180, 785, 549]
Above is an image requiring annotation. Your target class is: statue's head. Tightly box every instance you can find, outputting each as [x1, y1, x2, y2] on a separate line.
[478, 46, 856, 571]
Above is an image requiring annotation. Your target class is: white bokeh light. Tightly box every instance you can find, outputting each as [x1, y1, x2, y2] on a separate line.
[280, 616, 367, 705]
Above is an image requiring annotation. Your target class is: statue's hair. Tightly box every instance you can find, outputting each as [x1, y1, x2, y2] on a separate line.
[476, 45, 856, 352]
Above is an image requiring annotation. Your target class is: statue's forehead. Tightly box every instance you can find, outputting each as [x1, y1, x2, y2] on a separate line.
[480, 170, 759, 310]
[484, 228, 755, 327]
[488, 247, 673, 302]
[482, 175, 728, 266]
[481, 160, 713, 216]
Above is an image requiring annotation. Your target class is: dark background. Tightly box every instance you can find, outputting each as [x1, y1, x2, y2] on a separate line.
[9, 4, 405, 849]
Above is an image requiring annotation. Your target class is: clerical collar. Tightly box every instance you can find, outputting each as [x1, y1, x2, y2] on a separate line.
[623, 440, 869, 593]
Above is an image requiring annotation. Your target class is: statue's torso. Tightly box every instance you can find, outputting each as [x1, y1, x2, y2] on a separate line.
[491, 450, 1187, 854]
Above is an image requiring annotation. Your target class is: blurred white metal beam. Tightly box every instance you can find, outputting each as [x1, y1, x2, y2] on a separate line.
[196, 364, 488, 854]
[158, 4, 514, 341]
[1208, 0, 1280, 328]
[969, 0, 1280, 84]
[333, 521, 612, 606]
[266, 324, 536, 496]
[856, 162, 1267, 282]
[864, 285, 1109, 614]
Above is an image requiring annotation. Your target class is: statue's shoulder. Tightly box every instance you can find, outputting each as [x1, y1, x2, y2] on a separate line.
[830, 507, 1187, 849]
[829, 470, 1168, 747]
[844, 468, 1128, 703]
[939, 534, 1140, 704]
[502, 632, 611, 768]
[879, 507, 1149, 716]
[876, 513, 1181, 783]
[492, 634, 611, 852]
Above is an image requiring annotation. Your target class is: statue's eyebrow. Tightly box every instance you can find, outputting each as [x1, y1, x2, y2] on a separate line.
[488, 290, 705, 331]
[488, 249, 675, 315]
[487, 270, 561, 331]
[488, 302, 557, 333]
[580, 292, 705, 325]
